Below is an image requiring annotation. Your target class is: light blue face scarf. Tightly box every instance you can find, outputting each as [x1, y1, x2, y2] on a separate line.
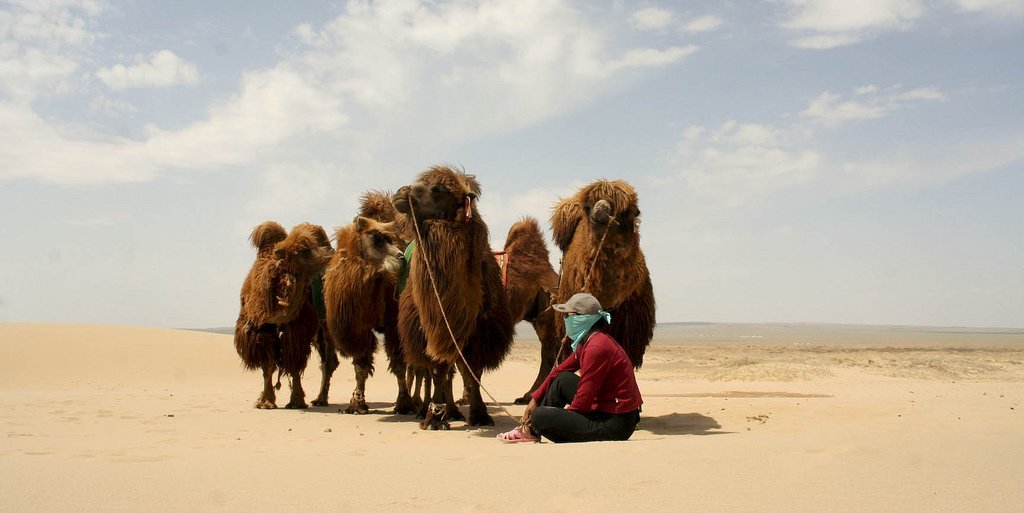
[565, 311, 612, 354]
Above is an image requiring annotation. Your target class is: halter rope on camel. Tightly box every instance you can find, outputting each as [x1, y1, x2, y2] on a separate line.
[408, 198, 520, 425]
[552, 214, 618, 365]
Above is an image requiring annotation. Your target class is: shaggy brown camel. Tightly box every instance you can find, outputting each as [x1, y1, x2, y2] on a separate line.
[392, 165, 515, 429]
[316, 212, 416, 415]
[550, 179, 656, 368]
[234, 222, 332, 409]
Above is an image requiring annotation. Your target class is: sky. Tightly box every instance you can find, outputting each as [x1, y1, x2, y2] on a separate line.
[0, 0, 1022, 329]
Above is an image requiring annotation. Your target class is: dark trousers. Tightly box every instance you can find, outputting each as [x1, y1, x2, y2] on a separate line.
[531, 372, 639, 443]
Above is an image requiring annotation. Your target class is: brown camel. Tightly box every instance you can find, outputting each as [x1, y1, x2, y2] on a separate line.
[500, 218, 561, 404]
[392, 165, 515, 429]
[233, 221, 332, 409]
[316, 211, 416, 415]
[550, 179, 656, 368]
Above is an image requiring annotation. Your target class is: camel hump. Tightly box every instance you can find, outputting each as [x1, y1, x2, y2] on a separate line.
[249, 221, 287, 252]
[359, 190, 397, 223]
[504, 217, 546, 253]
[504, 217, 559, 292]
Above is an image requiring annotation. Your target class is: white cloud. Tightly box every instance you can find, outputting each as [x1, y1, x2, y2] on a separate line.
[96, 50, 199, 90]
[0, 66, 346, 183]
[802, 85, 947, 127]
[244, 162, 344, 223]
[671, 121, 821, 207]
[630, 7, 675, 32]
[837, 131, 1024, 190]
[955, 0, 1024, 16]
[782, 0, 925, 48]
[2, 0, 693, 189]
[629, 8, 722, 34]
[479, 186, 562, 250]
[64, 212, 128, 227]
[683, 15, 723, 33]
[664, 83, 985, 206]
[89, 95, 137, 116]
[0, 0, 103, 99]
[668, 119, 1024, 207]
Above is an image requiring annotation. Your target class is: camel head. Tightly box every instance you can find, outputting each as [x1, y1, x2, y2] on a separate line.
[392, 165, 481, 225]
[350, 216, 405, 275]
[360, 189, 411, 249]
[577, 179, 641, 246]
[275, 223, 333, 277]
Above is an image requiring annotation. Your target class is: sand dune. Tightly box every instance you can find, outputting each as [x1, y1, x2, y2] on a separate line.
[1, 323, 1022, 512]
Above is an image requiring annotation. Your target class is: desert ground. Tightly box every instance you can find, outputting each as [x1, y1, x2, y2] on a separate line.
[1, 322, 1022, 512]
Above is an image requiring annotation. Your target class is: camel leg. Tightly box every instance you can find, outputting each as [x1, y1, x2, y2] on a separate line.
[311, 327, 338, 407]
[456, 376, 471, 406]
[344, 356, 371, 415]
[457, 359, 493, 426]
[406, 367, 423, 413]
[255, 364, 278, 409]
[443, 365, 465, 422]
[420, 365, 451, 430]
[285, 371, 308, 409]
[416, 368, 432, 419]
[391, 360, 415, 415]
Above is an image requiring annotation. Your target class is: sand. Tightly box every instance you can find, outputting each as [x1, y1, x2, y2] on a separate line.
[1, 322, 1022, 513]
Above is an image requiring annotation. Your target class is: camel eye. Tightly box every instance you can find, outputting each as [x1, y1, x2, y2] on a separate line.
[372, 233, 387, 246]
[432, 183, 449, 195]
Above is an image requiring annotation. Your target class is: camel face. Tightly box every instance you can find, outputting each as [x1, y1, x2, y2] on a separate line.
[584, 199, 641, 241]
[353, 216, 405, 275]
[578, 180, 642, 246]
[275, 223, 333, 277]
[393, 165, 480, 223]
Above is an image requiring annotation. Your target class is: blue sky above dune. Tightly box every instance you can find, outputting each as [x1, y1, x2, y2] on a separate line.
[1, 0, 1022, 328]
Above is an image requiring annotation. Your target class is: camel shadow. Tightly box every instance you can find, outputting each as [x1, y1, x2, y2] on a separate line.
[636, 412, 727, 436]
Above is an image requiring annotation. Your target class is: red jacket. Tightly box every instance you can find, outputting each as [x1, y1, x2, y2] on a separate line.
[531, 331, 643, 414]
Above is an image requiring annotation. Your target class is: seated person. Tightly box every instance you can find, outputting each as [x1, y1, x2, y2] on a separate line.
[498, 292, 642, 443]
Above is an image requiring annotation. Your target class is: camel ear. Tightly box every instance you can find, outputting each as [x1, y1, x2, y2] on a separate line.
[353, 216, 370, 231]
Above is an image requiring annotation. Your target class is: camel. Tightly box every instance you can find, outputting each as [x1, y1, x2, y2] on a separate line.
[499, 219, 561, 404]
[315, 209, 416, 415]
[392, 165, 515, 429]
[549, 179, 656, 368]
[233, 221, 333, 409]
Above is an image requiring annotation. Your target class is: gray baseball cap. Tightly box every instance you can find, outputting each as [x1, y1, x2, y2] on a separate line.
[552, 293, 603, 315]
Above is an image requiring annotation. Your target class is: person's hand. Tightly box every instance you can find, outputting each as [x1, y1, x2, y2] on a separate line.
[522, 397, 537, 423]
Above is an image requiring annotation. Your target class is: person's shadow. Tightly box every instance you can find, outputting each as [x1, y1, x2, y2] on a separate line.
[636, 412, 725, 435]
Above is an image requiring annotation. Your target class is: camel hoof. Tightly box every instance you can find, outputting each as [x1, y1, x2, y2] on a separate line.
[445, 407, 465, 422]
[393, 396, 416, 415]
[513, 395, 532, 405]
[344, 404, 369, 415]
[311, 398, 329, 407]
[255, 400, 277, 410]
[468, 412, 495, 427]
[285, 401, 308, 409]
